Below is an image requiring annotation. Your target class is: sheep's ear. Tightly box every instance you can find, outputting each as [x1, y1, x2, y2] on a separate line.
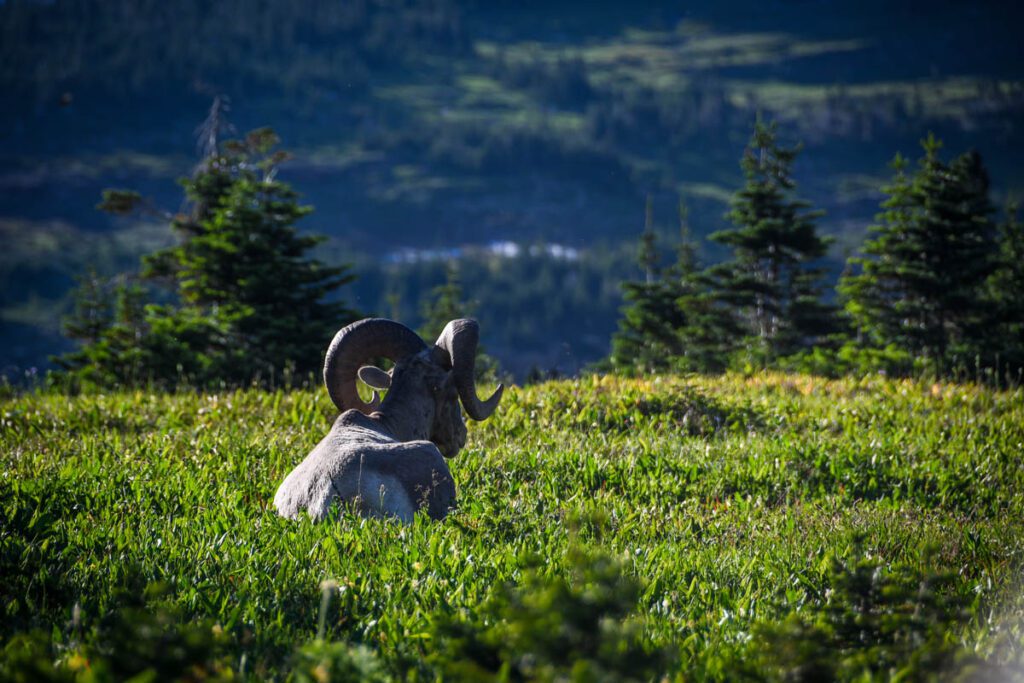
[358, 365, 392, 390]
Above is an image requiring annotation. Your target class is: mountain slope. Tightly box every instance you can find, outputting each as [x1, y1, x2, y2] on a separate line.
[2, 0, 1022, 377]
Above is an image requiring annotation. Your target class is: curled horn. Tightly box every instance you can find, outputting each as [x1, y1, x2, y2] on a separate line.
[324, 318, 427, 414]
[434, 319, 504, 421]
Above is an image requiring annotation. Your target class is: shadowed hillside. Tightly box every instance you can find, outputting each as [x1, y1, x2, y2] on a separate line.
[2, 0, 1023, 378]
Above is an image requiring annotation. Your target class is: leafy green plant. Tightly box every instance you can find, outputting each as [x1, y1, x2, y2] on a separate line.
[291, 640, 387, 683]
[3, 373, 1024, 679]
[0, 583, 235, 683]
[749, 544, 977, 681]
[429, 544, 671, 682]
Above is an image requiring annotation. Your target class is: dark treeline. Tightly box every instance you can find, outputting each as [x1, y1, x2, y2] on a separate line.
[609, 122, 1024, 381]
[5, 1, 1024, 382]
[354, 247, 630, 379]
[0, 0, 469, 108]
[53, 117, 1024, 390]
[51, 120, 628, 389]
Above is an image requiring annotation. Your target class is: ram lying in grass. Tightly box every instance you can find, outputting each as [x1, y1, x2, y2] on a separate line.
[2, 372, 1023, 680]
[274, 317, 503, 523]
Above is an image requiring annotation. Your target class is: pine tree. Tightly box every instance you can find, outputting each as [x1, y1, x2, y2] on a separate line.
[839, 136, 997, 370]
[707, 120, 832, 363]
[610, 276, 688, 373]
[61, 268, 113, 346]
[55, 127, 360, 388]
[987, 202, 1024, 371]
[673, 198, 696, 276]
[104, 280, 150, 384]
[55, 274, 151, 386]
[837, 154, 916, 351]
[668, 199, 739, 372]
[141, 128, 358, 384]
[610, 197, 735, 373]
[931, 147, 997, 358]
[54, 269, 115, 385]
[610, 198, 685, 373]
[638, 194, 659, 284]
[419, 262, 469, 342]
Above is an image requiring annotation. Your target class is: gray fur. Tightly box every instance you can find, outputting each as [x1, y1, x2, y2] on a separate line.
[273, 409, 455, 522]
[274, 320, 502, 523]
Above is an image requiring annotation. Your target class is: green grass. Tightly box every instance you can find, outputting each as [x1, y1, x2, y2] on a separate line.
[3, 372, 1024, 679]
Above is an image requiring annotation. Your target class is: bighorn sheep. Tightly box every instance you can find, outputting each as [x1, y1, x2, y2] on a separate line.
[273, 318, 503, 523]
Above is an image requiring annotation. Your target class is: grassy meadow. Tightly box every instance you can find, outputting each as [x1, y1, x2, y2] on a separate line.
[3, 372, 1024, 680]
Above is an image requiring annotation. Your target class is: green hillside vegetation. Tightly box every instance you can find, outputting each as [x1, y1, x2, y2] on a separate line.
[3, 372, 1024, 679]
[609, 124, 1024, 380]
[40, 120, 1024, 388]
[53, 128, 359, 390]
[4, 1, 1024, 377]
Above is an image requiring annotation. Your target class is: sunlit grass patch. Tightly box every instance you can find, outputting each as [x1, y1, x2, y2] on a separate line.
[454, 74, 532, 109]
[730, 77, 1024, 124]
[3, 372, 1024, 678]
[678, 181, 735, 206]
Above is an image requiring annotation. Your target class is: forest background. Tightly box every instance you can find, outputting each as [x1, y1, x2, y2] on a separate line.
[2, 0, 1024, 381]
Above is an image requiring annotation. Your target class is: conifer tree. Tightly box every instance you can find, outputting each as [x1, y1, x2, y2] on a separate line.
[837, 154, 915, 350]
[104, 280, 150, 384]
[839, 136, 997, 369]
[142, 128, 358, 383]
[707, 120, 832, 362]
[55, 269, 115, 385]
[610, 197, 735, 373]
[419, 262, 469, 342]
[638, 194, 659, 284]
[667, 199, 739, 372]
[61, 268, 113, 346]
[610, 274, 688, 373]
[610, 197, 685, 373]
[934, 148, 997, 356]
[987, 202, 1024, 370]
[55, 128, 359, 388]
[56, 275, 150, 386]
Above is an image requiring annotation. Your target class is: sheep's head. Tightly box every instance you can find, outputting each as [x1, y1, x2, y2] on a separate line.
[323, 318, 503, 457]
